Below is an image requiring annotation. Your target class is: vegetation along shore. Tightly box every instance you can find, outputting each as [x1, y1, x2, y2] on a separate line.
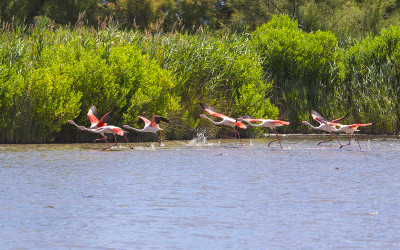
[1, 1, 399, 143]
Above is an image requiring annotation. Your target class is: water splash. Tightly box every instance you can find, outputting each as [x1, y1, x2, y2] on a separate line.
[185, 132, 214, 147]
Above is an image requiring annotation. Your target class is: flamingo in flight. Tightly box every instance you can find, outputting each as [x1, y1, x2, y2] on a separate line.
[87, 105, 115, 129]
[123, 115, 169, 145]
[302, 110, 348, 146]
[238, 116, 291, 149]
[199, 103, 247, 146]
[67, 120, 134, 150]
[79, 105, 116, 144]
[327, 122, 374, 150]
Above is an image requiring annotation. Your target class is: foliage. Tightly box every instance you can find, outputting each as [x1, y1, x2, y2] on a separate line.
[2, 0, 400, 37]
[1, 13, 399, 143]
[252, 14, 341, 127]
[138, 30, 279, 138]
[0, 18, 180, 143]
[253, 14, 400, 134]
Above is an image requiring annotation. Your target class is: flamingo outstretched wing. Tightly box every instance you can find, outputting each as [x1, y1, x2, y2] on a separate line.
[349, 123, 373, 128]
[311, 110, 330, 123]
[87, 105, 99, 126]
[199, 103, 228, 119]
[311, 110, 347, 124]
[138, 116, 151, 127]
[110, 126, 126, 136]
[238, 116, 261, 123]
[332, 114, 349, 122]
[87, 105, 115, 128]
[152, 115, 169, 125]
[271, 120, 291, 126]
[200, 103, 246, 129]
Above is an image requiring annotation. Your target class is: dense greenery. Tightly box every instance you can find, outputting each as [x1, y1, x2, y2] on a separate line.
[2, 0, 400, 37]
[253, 15, 400, 134]
[0, 17, 278, 142]
[0, 14, 399, 143]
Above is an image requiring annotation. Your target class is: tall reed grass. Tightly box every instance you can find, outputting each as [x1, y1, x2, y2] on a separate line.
[0, 15, 398, 143]
[253, 14, 400, 134]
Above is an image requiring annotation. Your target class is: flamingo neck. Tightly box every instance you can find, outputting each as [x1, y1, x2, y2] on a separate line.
[201, 116, 223, 125]
[303, 121, 318, 130]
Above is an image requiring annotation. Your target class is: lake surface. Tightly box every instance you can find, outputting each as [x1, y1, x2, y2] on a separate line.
[1, 135, 400, 249]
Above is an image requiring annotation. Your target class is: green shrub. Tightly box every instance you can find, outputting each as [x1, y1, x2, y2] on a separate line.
[140, 31, 279, 138]
[252, 14, 341, 126]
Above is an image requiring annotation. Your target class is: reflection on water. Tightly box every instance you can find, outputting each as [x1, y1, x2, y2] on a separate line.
[1, 136, 400, 249]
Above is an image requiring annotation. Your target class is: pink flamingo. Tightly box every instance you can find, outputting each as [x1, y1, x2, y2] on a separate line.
[199, 103, 247, 146]
[328, 122, 374, 150]
[302, 110, 348, 146]
[87, 105, 115, 129]
[67, 120, 133, 150]
[238, 117, 291, 149]
[123, 115, 169, 145]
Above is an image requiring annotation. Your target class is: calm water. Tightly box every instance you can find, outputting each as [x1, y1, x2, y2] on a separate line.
[1, 135, 400, 249]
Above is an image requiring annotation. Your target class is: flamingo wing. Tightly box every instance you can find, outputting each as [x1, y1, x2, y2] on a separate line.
[110, 126, 125, 136]
[235, 121, 247, 129]
[87, 105, 99, 125]
[271, 120, 291, 126]
[324, 121, 342, 127]
[311, 110, 330, 123]
[199, 103, 227, 119]
[153, 115, 169, 125]
[238, 116, 262, 123]
[138, 116, 151, 127]
[332, 114, 349, 122]
[349, 123, 373, 128]
[96, 109, 115, 128]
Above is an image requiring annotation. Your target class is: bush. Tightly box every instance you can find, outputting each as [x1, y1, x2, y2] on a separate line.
[252, 14, 341, 126]
[140, 30, 279, 138]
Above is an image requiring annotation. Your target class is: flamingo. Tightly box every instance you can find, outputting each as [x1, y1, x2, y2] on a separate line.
[68, 120, 109, 145]
[67, 105, 115, 144]
[238, 116, 291, 149]
[123, 115, 169, 145]
[199, 103, 247, 146]
[328, 122, 374, 150]
[87, 105, 115, 129]
[67, 120, 133, 150]
[302, 110, 348, 146]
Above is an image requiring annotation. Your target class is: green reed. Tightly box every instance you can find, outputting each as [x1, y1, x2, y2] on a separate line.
[0, 15, 398, 143]
[253, 14, 400, 134]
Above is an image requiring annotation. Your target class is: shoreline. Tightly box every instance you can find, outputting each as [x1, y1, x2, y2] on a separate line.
[0, 134, 398, 145]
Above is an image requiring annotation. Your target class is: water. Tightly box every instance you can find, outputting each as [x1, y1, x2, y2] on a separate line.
[1, 135, 400, 249]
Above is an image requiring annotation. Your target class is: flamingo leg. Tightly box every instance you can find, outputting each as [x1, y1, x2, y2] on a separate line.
[268, 129, 283, 149]
[354, 135, 362, 150]
[94, 135, 110, 146]
[156, 131, 162, 145]
[317, 133, 333, 145]
[317, 133, 343, 146]
[339, 134, 352, 149]
[332, 133, 343, 146]
[233, 127, 243, 147]
[102, 134, 118, 151]
[124, 135, 134, 149]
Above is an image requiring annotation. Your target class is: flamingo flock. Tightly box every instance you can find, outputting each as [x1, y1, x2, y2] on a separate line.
[68, 104, 374, 151]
